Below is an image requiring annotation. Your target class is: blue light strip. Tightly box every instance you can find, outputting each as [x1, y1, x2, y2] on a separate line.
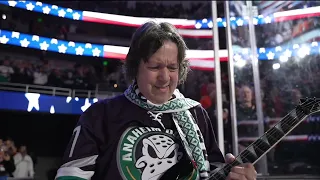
[195, 16, 273, 29]
[0, 29, 104, 58]
[232, 41, 320, 61]
[0, 0, 83, 21]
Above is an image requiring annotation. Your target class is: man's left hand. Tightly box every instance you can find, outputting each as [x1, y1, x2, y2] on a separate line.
[225, 153, 257, 180]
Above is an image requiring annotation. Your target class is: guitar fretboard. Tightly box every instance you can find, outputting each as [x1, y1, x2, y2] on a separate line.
[210, 106, 308, 180]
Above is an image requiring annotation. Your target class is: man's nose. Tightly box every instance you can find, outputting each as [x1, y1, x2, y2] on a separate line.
[158, 68, 170, 82]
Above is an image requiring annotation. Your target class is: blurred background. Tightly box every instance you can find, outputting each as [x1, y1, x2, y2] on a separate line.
[0, 1, 319, 179]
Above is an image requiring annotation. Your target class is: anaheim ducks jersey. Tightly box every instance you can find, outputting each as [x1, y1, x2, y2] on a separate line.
[55, 94, 224, 180]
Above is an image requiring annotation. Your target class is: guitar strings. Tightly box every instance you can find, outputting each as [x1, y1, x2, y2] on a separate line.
[210, 101, 316, 179]
[208, 101, 315, 180]
[209, 109, 305, 180]
[226, 101, 316, 168]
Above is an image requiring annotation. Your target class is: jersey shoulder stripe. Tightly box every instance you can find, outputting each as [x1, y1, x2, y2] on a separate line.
[55, 167, 94, 180]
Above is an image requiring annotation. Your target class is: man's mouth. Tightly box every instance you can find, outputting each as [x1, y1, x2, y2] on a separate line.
[155, 85, 169, 92]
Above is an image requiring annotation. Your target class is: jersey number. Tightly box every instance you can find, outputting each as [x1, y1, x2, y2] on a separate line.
[69, 125, 81, 157]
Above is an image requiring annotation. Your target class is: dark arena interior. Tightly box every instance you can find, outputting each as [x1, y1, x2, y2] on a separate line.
[0, 1, 319, 180]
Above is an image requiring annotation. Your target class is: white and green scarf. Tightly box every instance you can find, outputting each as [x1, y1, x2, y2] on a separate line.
[124, 83, 210, 179]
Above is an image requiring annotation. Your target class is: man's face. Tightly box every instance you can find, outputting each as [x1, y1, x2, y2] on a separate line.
[5, 140, 12, 147]
[136, 41, 179, 104]
[20, 146, 27, 154]
[241, 86, 252, 103]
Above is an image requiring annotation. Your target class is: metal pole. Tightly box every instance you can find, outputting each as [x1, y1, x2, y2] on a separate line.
[211, 1, 225, 156]
[224, 1, 239, 156]
[95, 84, 99, 97]
[246, 0, 268, 175]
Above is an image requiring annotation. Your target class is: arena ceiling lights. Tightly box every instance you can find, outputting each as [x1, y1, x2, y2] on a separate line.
[1, 1, 320, 39]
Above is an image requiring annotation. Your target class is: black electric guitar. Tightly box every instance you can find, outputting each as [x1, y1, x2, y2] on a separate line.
[162, 97, 320, 180]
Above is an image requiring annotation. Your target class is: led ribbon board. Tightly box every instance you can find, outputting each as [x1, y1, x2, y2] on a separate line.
[0, 91, 99, 114]
[1, 29, 320, 70]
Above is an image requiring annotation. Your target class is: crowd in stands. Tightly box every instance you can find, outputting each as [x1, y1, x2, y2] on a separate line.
[0, 138, 35, 179]
[0, 54, 99, 90]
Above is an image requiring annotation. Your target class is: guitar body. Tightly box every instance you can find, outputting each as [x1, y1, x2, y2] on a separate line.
[159, 155, 198, 180]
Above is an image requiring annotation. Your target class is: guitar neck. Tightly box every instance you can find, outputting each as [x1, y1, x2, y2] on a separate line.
[210, 106, 308, 180]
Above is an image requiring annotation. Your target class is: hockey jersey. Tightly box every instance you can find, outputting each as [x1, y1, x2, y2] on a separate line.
[55, 94, 225, 180]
